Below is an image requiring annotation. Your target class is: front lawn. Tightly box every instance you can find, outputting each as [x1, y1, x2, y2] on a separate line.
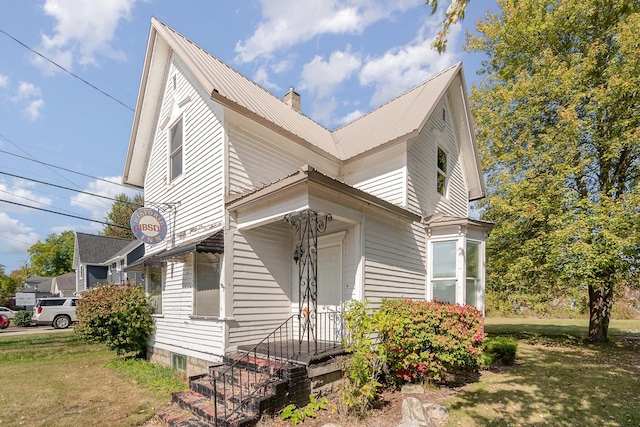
[0, 331, 186, 427]
[442, 318, 640, 426]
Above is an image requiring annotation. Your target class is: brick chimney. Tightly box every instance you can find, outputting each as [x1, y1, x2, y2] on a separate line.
[284, 86, 301, 112]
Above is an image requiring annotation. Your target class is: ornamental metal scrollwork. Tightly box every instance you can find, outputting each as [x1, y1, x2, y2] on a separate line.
[283, 209, 332, 355]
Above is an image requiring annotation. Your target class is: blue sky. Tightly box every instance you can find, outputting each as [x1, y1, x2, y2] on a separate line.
[0, 0, 497, 274]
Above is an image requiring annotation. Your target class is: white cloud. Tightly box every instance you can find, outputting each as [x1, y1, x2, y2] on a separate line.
[11, 82, 45, 121]
[253, 67, 279, 92]
[336, 109, 365, 126]
[13, 82, 41, 101]
[359, 18, 461, 107]
[70, 176, 140, 226]
[26, 99, 46, 121]
[300, 49, 361, 99]
[235, 0, 422, 63]
[33, 0, 136, 72]
[0, 180, 52, 213]
[0, 74, 8, 87]
[0, 212, 41, 253]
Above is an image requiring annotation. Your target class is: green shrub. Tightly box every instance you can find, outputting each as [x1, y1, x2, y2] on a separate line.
[483, 336, 517, 366]
[340, 300, 382, 415]
[75, 283, 154, 358]
[13, 310, 33, 327]
[375, 299, 485, 385]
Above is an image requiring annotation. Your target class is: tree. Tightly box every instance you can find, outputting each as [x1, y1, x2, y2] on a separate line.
[468, 0, 640, 342]
[426, 0, 470, 52]
[0, 265, 18, 306]
[101, 193, 144, 239]
[28, 231, 75, 276]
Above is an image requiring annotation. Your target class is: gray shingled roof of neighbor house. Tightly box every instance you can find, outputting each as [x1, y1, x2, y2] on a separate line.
[74, 232, 138, 265]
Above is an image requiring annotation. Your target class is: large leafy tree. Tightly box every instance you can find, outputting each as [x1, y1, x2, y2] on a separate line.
[101, 193, 144, 239]
[469, 0, 640, 342]
[28, 231, 75, 277]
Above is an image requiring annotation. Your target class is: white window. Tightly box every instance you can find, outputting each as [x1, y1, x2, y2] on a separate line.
[465, 241, 481, 308]
[195, 253, 221, 317]
[147, 267, 163, 315]
[437, 146, 448, 196]
[432, 240, 457, 304]
[169, 118, 183, 181]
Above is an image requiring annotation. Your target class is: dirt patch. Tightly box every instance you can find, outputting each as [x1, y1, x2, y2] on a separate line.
[256, 386, 460, 427]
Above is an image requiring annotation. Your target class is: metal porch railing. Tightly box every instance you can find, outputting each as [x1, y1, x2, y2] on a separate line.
[211, 311, 344, 425]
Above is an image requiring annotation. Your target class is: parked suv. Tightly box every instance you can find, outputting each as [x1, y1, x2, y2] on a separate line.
[33, 297, 79, 329]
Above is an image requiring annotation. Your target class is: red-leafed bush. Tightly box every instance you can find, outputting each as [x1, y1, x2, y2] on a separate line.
[75, 283, 154, 358]
[375, 298, 485, 384]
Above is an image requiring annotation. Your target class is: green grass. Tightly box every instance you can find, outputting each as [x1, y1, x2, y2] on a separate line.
[0, 331, 187, 427]
[441, 318, 640, 426]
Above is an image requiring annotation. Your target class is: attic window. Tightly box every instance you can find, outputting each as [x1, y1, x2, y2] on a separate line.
[172, 74, 177, 90]
[442, 108, 446, 122]
[169, 118, 183, 181]
[437, 146, 448, 196]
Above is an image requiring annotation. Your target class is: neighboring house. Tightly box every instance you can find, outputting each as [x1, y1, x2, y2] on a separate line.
[122, 18, 493, 375]
[72, 232, 145, 292]
[51, 272, 76, 297]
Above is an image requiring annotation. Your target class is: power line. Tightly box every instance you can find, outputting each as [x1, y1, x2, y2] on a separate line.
[0, 233, 37, 247]
[0, 27, 135, 112]
[0, 171, 143, 206]
[0, 145, 133, 190]
[0, 199, 130, 230]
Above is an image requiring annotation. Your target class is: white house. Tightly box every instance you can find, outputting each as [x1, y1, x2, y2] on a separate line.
[123, 18, 492, 375]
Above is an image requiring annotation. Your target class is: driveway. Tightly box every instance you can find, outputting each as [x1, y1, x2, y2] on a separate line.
[0, 325, 73, 336]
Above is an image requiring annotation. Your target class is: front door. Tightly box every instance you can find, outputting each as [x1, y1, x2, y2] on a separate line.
[317, 243, 342, 342]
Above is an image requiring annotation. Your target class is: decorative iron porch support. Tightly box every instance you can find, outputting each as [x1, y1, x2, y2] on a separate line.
[284, 209, 332, 355]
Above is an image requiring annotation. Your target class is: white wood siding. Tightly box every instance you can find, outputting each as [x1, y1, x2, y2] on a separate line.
[363, 210, 426, 308]
[228, 222, 293, 347]
[407, 96, 468, 218]
[144, 55, 225, 255]
[150, 258, 224, 358]
[343, 144, 407, 208]
[143, 54, 226, 358]
[227, 123, 338, 196]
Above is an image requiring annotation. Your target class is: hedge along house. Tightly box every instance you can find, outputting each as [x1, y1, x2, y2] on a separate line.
[123, 18, 493, 376]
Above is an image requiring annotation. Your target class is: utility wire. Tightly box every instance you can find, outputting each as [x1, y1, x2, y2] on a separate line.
[0, 171, 143, 206]
[0, 28, 135, 112]
[0, 131, 114, 212]
[0, 199, 129, 230]
[0, 145, 133, 189]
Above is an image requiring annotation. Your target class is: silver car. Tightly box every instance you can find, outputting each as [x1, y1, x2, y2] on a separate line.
[0, 306, 15, 319]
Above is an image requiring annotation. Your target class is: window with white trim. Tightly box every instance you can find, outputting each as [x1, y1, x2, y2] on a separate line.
[432, 240, 457, 304]
[437, 146, 448, 196]
[169, 118, 183, 181]
[465, 241, 481, 308]
[195, 252, 221, 316]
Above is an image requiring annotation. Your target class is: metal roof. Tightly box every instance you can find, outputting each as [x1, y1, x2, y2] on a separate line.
[153, 19, 338, 158]
[124, 18, 483, 198]
[151, 18, 462, 161]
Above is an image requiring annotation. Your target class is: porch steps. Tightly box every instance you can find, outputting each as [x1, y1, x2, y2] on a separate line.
[162, 356, 306, 427]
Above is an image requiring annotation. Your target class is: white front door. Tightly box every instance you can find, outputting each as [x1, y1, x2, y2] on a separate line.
[317, 243, 342, 342]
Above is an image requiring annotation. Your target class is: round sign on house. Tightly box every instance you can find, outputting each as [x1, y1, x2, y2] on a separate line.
[130, 207, 167, 244]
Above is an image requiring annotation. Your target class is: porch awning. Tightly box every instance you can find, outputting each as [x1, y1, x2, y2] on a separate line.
[125, 229, 224, 271]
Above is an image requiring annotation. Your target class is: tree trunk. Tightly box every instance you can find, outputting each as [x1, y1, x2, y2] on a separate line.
[586, 284, 614, 343]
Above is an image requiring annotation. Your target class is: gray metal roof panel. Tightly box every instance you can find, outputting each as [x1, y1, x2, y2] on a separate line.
[153, 19, 338, 158]
[333, 63, 460, 159]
